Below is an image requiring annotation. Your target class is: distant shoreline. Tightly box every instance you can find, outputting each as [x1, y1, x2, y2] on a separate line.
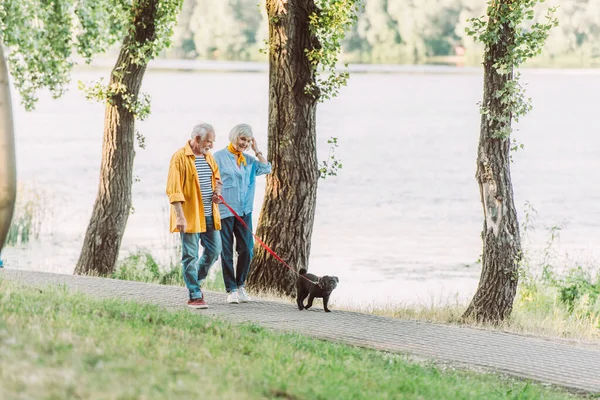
[74, 59, 600, 75]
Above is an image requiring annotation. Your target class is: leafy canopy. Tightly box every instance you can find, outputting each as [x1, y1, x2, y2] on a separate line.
[78, 0, 183, 121]
[0, 0, 129, 110]
[307, 0, 362, 101]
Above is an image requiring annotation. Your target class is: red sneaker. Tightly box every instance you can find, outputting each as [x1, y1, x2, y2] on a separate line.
[187, 298, 208, 309]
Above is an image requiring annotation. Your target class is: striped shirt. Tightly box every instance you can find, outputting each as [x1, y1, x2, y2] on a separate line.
[195, 155, 213, 217]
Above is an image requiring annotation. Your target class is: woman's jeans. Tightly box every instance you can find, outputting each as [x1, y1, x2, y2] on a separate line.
[220, 214, 254, 293]
[180, 216, 222, 300]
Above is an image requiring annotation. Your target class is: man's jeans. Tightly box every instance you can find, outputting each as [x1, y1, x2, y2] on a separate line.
[180, 216, 222, 300]
[220, 214, 254, 293]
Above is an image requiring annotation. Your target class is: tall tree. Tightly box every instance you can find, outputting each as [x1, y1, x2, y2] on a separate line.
[462, 0, 557, 322]
[75, 0, 182, 276]
[247, 0, 360, 295]
[0, 0, 125, 252]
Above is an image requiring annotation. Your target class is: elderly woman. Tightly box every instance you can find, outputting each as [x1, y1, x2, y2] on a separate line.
[213, 123, 272, 304]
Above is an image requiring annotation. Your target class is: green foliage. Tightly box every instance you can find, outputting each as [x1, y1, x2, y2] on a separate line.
[162, 1, 598, 67]
[78, 78, 152, 121]
[304, 1, 359, 179]
[467, 0, 558, 139]
[135, 130, 147, 149]
[518, 203, 600, 330]
[0, 279, 581, 399]
[113, 249, 225, 291]
[306, 0, 362, 101]
[6, 184, 45, 246]
[555, 267, 600, 315]
[516, 265, 600, 332]
[112, 251, 181, 286]
[319, 137, 343, 179]
[77, 0, 182, 121]
[125, 0, 183, 65]
[187, 0, 257, 60]
[0, 0, 127, 110]
[74, 0, 130, 59]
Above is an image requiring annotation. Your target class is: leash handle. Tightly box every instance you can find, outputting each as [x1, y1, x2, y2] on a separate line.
[218, 195, 315, 285]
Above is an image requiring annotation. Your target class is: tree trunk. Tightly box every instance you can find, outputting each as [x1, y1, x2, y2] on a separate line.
[0, 44, 17, 252]
[75, 1, 158, 276]
[247, 0, 320, 295]
[463, 11, 522, 323]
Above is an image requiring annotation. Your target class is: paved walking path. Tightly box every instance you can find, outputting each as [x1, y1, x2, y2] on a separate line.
[2, 268, 599, 393]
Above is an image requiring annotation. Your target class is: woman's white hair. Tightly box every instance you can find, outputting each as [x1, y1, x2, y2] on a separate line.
[190, 122, 215, 140]
[229, 123, 253, 143]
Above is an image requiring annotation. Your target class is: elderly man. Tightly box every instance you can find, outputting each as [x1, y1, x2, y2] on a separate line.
[166, 122, 223, 309]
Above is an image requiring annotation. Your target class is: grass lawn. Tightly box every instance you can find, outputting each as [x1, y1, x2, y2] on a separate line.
[0, 278, 588, 400]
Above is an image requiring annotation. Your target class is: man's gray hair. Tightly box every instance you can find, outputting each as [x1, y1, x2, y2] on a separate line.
[229, 123, 253, 143]
[190, 122, 215, 140]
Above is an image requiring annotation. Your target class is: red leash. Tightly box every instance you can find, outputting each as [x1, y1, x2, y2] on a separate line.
[218, 195, 316, 285]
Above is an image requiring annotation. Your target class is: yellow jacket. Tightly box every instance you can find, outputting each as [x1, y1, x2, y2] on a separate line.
[166, 141, 221, 233]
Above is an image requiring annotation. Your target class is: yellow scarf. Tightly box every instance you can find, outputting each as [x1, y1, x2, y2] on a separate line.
[227, 143, 247, 167]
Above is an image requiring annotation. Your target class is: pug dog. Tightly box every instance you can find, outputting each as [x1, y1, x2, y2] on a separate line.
[296, 268, 339, 312]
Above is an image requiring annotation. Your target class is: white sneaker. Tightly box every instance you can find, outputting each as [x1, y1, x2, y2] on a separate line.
[227, 291, 240, 304]
[238, 287, 251, 303]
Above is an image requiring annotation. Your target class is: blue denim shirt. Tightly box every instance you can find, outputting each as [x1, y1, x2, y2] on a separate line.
[213, 148, 272, 218]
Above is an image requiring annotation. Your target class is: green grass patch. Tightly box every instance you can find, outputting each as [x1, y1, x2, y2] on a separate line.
[0, 279, 587, 400]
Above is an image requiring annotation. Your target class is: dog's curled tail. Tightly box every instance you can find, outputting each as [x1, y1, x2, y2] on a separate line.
[299, 268, 307, 275]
